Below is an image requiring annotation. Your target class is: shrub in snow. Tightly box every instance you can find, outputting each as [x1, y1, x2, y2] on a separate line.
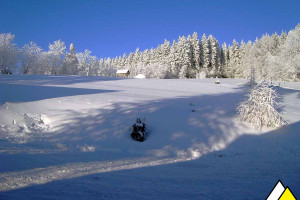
[196, 71, 207, 79]
[237, 81, 286, 129]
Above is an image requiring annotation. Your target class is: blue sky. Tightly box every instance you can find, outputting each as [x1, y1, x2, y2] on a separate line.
[0, 0, 299, 58]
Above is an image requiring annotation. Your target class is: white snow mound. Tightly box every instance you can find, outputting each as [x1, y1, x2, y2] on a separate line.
[134, 74, 146, 79]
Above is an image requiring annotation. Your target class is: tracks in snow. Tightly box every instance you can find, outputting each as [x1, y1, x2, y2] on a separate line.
[0, 155, 197, 192]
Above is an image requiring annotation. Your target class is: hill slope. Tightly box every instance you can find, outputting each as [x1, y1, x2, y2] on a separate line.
[0, 75, 299, 199]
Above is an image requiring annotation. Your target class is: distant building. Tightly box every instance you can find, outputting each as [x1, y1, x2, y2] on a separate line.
[116, 69, 130, 78]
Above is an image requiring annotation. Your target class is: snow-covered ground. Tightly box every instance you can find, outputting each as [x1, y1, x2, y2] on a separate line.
[0, 75, 299, 199]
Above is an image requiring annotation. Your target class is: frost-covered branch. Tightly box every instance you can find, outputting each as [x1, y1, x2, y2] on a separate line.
[237, 81, 286, 129]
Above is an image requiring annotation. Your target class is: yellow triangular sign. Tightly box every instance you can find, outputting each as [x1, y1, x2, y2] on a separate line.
[279, 187, 296, 200]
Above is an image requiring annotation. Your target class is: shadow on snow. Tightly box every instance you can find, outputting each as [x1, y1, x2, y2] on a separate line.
[1, 122, 299, 200]
[0, 74, 125, 86]
[0, 83, 299, 199]
[0, 83, 118, 104]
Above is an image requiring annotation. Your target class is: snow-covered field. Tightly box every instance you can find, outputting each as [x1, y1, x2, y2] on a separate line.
[0, 75, 299, 199]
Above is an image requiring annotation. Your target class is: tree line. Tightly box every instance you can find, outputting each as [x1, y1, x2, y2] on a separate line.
[0, 24, 299, 81]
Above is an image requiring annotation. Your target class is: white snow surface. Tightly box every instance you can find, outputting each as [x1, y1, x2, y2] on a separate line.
[0, 75, 299, 199]
[116, 69, 129, 74]
[134, 74, 146, 79]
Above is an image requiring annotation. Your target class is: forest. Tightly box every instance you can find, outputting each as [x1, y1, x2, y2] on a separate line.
[0, 24, 299, 81]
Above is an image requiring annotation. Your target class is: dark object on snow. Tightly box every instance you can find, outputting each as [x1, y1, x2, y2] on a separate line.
[0, 69, 12, 74]
[131, 118, 146, 142]
[215, 80, 220, 84]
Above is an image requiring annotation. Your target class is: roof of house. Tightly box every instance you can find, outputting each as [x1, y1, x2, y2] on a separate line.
[116, 69, 130, 74]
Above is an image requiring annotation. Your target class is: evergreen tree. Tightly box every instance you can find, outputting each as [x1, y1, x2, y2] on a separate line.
[62, 43, 79, 75]
[220, 42, 229, 77]
[226, 39, 241, 78]
[208, 35, 221, 77]
[200, 34, 210, 77]
[191, 32, 201, 73]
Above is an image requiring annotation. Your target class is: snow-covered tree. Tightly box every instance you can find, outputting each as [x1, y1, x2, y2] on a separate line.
[237, 81, 286, 129]
[200, 34, 210, 77]
[62, 43, 79, 75]
[220, 42, 229, 77]
[9, 24, 298, 80]
[21, 42, 43, 74]
[240, 41, 253, 78]
[0, 33, 18, 74]
[208, 35, 221, 77]
[76, 49, 97, 76]
[178, 36, 193, 78]
[277, 24, 300, 81]
[120, 53, 127, 68]
[226, 39, 241, 78]
[168, 40, 180, 78]
[191, 32, 201, 73]
[47, 40, 66, 75]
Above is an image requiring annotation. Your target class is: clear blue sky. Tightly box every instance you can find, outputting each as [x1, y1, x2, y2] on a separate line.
[0, 0, 299, 58]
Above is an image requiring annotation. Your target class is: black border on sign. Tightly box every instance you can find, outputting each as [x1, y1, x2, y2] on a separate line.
[278, 186, 297, 200]
[265, 179, 284, 200]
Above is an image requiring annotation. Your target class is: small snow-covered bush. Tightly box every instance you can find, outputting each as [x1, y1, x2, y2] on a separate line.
[237, 81, 286, 129]
[196, 71, 207, 79]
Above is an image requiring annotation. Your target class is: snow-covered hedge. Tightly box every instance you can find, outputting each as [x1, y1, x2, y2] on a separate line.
[237, 81, 286, 129]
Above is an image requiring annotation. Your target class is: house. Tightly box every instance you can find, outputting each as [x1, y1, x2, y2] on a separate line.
[116, 69, 130, 78]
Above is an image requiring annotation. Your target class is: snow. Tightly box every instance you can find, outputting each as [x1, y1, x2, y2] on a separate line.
[134, 74, 146, 79]
[0, 75, 299, 199]
[116, 69, 129, 74]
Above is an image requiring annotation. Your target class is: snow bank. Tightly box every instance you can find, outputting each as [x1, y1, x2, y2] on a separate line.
[134, 74, 146, 79]
[0, 103, 52, 143]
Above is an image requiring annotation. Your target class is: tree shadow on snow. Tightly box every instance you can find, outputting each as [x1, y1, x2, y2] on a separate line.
[47, 86, 249, 157]
[0, 85, 248, 173]
[0, 83, 119, 105]
[1, 121, 299, 200]
[0, 74, 125, 86]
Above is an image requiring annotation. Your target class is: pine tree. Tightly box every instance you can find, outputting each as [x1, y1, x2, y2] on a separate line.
[220, 42, 229, 77]
[191, 32, 201, 73]
[62, 43, 79, 75]
[168, 40, 180, 78]
[227, 39, 240, 78]
[200, 34, 210, 77]
[208, 35, 220, 77]
[121, 53, 127, 67]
